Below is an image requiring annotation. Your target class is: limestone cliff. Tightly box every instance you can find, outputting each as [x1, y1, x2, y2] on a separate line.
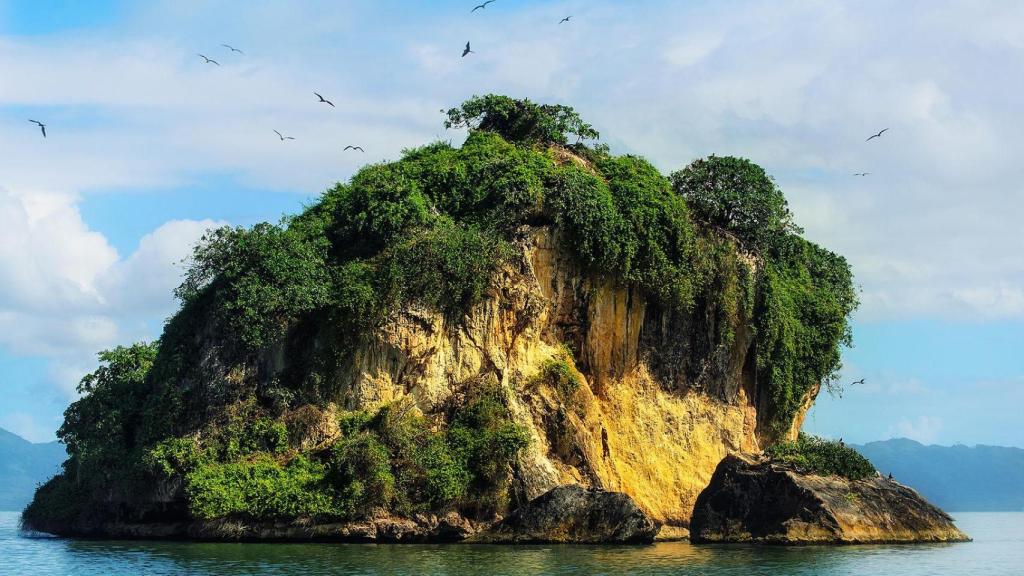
[310, 226, 778, 529]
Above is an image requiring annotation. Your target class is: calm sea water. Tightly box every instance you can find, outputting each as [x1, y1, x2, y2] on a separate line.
[2, 511, 1021, 575]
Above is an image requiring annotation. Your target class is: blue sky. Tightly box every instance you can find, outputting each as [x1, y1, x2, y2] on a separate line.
[0, 0, 1022, 447]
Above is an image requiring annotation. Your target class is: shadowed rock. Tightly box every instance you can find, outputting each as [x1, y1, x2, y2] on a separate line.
[475, 485, 659, 544]
[690, 453, 970, 544]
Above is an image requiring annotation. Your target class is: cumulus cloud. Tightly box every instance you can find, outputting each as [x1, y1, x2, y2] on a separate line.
[0, 184, 218, 399]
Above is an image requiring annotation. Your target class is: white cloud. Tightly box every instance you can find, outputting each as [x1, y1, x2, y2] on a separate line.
[663, 32, 722, 68]
[887, 415, 944, 445]
[0, 185, 218, 399]
[100, 218, 222, 314]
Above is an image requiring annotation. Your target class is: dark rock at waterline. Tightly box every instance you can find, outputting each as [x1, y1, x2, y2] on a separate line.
[21, 512, 484, 543]
[690, 453, 970, 544]
[475, 485, 659, 544]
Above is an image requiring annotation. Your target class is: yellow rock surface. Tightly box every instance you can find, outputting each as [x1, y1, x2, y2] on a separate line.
[329, 226, 809, 527]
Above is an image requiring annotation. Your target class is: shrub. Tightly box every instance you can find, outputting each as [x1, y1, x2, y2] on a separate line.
[755, 235, 858, 432]
[378, 217, 513, 315]
[767, 433, 875, 480]
[58, 343, 159, 484]
[175, 223, 333, 351]
[146, 437, 206, 477]
[529, 356, 583, 400]
[184, 454, 337, 520]
[329, 433, 396, 515]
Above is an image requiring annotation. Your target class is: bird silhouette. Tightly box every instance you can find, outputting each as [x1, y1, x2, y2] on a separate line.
[853, 172, 870, 177]
[343, 145, 365, 152]
[197, 54, 220, 66]
[28, 119, 46, 138]
[866, 128, 889, 141]
[314, 92, 335, 107]
[851, 378, 866, 385]
[559, 16, 572, 24]
[471, 0, 495, 12]
[274, 130, 295, 141]
[220, 44, 244, 54]
[462, 41, 474, 57]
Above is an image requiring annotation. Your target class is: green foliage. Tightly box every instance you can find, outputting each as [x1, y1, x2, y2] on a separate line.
[767, 433, 875, 481]
[547, 156, 699, 309]
[58, 343, 159, 485]
[185, 454, 337, 520]
[329, 429, 398, 515]
[211, 409, 293, 461]
[176, 223, 333, 351]
[671, 155, 799, 252]
[529, 355, 583, 400]
[446, 381, 531, 516]
[755, 235, 858, 432]
[21, 475, 90, 528]
[326, 386, 529, 519]
[378, 217, 514, 315]
[444, 94, 599, 145]
[146, 436, 206, 477]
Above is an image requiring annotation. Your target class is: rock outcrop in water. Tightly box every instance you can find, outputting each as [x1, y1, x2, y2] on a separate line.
[22, 95, 866, 543]
[474, 485, 659, 543]
[690, 454, 970, 544]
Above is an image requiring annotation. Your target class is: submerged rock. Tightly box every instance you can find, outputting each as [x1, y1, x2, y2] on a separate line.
[475, 485, 659, 544]
[690, 454, 970, 544]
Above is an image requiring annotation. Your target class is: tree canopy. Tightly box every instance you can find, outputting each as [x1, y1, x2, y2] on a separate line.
[444, 94, 599, 145]
[670, 155, 800, 252]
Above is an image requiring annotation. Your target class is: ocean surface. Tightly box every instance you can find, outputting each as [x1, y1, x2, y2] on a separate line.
[2, 511, 1021, 575]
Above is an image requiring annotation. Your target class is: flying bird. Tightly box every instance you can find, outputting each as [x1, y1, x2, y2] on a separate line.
[852, 172, 870, 177]
[866, 128, 889, 141]
[559, 16, 572, 24]
[314, 92, 335, 107]
[198, 54, 220, 65]
[343, 145, 365, 152]
[471, 0, 495, 12]
[850, 378, 866, 385]
[28, 119, 46, 138]
[462, 41, 474, 57]
[221, 44, 244, 54]
[274, 130, 295, 141]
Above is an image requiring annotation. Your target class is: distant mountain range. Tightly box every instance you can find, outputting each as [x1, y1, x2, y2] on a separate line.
[0, 427, 65, 511]
[854, 438, 1024, 512]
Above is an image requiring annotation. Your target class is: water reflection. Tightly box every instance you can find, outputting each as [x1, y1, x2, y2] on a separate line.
[4, 513, 1017, 576]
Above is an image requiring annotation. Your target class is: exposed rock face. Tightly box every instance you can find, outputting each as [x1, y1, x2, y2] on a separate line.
[321, 226, 775, 528]
[474, 485, 659, 544]
[690, 454, 970, 544]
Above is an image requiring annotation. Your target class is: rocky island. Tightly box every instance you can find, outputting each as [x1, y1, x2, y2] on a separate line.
[21, 95, 963, 544]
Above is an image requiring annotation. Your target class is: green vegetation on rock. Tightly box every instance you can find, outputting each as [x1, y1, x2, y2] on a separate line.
[23, 94, 857, 531]
[767, 433, 876, 480]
